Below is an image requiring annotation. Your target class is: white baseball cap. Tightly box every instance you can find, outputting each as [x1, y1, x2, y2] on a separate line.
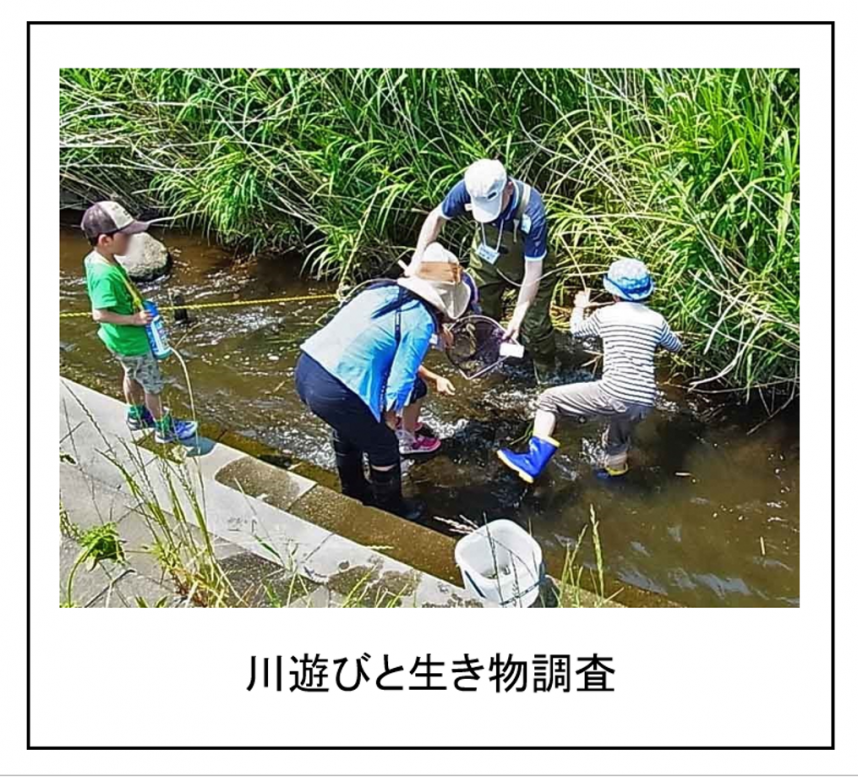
[464, 159, 508, 223]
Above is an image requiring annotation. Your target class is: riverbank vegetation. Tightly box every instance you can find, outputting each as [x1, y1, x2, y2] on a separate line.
[60, 68, 799, 400]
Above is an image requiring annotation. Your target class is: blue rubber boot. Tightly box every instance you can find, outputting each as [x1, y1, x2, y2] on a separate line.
[154, 414, 199, 444]
[497, 435, 560, 484]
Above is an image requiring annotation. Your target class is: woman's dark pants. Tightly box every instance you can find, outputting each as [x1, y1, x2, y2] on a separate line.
[295, 353, 400, 503]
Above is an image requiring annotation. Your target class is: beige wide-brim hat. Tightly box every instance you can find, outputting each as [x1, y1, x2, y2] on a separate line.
[398, 243, 472, 320]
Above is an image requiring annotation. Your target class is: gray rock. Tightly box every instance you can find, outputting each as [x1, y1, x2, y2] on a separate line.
[116, 233, 171, 281]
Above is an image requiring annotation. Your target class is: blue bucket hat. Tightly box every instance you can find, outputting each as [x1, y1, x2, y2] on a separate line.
[603, 258, 654, 301]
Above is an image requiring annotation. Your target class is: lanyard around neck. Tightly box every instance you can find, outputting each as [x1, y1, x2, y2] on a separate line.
[480, 220, 505, 251]
[478, 180, 521, 249]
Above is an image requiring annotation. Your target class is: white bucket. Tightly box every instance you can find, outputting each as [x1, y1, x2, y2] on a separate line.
[454, 519, 544, 608]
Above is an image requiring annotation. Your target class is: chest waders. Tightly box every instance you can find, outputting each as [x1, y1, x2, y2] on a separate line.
[466, 182, 558, 366]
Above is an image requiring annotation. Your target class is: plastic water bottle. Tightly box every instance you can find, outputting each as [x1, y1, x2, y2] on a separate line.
[143, 300, 171, 360]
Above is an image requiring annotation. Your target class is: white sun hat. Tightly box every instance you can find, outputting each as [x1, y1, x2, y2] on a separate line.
[464, 159, 508, 223]
[398, 243, 472, 320]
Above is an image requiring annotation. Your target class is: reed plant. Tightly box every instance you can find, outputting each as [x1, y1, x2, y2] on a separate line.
[60, 68, 799, 399]
[556, 506, 619, 608]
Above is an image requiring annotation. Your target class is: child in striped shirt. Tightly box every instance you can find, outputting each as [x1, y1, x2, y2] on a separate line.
[497, 258, 682, 483]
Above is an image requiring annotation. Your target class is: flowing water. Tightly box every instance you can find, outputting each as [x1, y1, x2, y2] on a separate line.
[59, 225, 800, 607]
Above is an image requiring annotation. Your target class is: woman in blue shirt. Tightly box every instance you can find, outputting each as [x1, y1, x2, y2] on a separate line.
[296, 243, 472, 520]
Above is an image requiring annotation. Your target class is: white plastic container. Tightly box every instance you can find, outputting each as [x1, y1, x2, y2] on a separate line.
[454, 519, 544, 608]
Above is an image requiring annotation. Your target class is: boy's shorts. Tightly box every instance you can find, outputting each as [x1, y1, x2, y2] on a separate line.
[112, 350, 164, 395]
[537, 379, 651, 463]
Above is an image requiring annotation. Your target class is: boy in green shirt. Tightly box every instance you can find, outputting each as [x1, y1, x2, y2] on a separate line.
[81, 201, 197, 444]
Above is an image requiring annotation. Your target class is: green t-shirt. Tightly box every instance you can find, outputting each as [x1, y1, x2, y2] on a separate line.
[84, 252, 151, 356]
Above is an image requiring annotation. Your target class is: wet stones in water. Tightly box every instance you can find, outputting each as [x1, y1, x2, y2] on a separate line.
[116, 233, 172, 281]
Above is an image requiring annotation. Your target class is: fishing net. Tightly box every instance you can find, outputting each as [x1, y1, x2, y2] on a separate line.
[315, 283, 521, 379]
[445, 315, 522, 380]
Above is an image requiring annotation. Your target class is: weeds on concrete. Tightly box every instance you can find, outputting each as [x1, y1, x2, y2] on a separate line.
[62, 383, 235, 607]
[107, 445, 237, 607]
[556, 506, 620, 608]
[63, 520, 125, 607]
[134, 595, 172, 607]
[61, 385, 415, 608]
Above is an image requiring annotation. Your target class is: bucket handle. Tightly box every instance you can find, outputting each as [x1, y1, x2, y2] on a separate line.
[463, 570, 486, 599]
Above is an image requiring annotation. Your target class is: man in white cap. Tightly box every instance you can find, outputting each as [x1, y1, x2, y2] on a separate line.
[408, 159, 557, 379]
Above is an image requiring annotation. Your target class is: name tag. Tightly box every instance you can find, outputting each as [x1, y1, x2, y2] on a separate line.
[520, 214, 532, 234]
[476, 242, 500, 264]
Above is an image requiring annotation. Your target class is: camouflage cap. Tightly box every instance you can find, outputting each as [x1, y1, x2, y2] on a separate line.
[81, 201, 150, 241]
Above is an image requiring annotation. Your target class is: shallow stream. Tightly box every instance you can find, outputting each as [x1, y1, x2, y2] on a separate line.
[60, 226, 799, 607]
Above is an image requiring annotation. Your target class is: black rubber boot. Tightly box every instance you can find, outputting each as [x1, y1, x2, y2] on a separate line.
[533, 355, 560, 386]
[369, 464, 425, 522]
[333, 435, 371, 503]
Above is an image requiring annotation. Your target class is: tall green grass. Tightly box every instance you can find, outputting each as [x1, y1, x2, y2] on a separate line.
[60, 68, 799, 399]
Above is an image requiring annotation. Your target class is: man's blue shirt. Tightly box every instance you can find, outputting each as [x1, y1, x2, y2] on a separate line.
[440, 178, 548, 262]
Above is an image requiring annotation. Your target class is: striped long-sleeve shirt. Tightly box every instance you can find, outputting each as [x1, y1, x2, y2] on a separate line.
[571, 302, 682, 406]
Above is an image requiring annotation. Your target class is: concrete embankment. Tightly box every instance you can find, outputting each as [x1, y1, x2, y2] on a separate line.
[59, 379, 494, 608]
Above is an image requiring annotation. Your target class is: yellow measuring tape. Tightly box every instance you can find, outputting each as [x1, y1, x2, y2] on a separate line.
[59, 293, 339, 319]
